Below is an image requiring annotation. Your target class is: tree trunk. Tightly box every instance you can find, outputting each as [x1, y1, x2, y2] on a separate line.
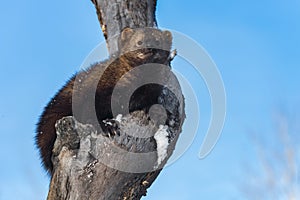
[47, 112, 180, 200]
[91, 0, 157, 56]
[46, 0, 185, 199]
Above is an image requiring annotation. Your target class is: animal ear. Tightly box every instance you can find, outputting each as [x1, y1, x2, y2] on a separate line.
[163, 30, 172, 42]
[121, 27, 134, 41]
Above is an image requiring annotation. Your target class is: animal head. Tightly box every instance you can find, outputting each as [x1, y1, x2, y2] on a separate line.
[118, 27, 172, 62]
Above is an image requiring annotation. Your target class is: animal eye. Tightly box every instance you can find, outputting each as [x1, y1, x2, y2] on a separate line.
[137, 41, 143, 46]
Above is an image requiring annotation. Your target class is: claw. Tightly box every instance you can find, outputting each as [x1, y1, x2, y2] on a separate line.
[102, 119, 120, 138]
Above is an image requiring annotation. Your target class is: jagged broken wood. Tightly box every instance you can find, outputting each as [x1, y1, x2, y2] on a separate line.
[47, 110, 183, 200]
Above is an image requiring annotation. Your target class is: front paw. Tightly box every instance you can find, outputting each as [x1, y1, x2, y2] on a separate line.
[102, 119, 120, 137]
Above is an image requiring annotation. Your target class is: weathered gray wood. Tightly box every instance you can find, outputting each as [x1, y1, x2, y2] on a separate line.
[47, 110, 183, 200]
[91, 0, 157, 56]
[47, 114, 160, 200]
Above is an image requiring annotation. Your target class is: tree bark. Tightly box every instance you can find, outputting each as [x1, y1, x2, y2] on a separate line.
[47, 112, 181, 200]
[47, 1, 185, 199]
[91, 0, 157, 56]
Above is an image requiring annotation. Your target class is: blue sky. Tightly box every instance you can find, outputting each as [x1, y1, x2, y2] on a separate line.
[0, 0, 300, 199]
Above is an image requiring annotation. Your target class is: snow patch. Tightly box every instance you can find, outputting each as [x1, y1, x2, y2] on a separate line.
[115, 114, 123, 123]
[154, 125, 169, 169]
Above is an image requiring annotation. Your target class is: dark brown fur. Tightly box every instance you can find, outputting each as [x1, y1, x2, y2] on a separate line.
[36, 28, 173, 174]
